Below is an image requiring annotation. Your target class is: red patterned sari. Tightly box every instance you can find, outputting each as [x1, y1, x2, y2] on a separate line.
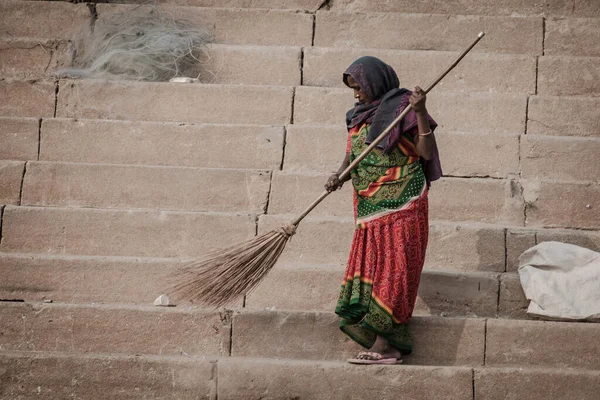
[335, 122, 429, 354]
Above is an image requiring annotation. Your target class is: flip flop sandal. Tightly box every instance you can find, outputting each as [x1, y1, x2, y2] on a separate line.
[347, 351, 400, 365]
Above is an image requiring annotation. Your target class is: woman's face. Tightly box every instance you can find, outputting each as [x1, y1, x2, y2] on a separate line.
[346, 75, 372, 105]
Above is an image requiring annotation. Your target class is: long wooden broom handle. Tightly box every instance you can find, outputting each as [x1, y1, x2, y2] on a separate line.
[291, 32, 485, 227]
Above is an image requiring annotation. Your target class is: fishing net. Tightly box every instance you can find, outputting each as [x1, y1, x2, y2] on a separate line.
[56, 5, 213, 82]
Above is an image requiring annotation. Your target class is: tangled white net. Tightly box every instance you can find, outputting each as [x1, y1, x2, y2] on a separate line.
[56, 5, 213, 82]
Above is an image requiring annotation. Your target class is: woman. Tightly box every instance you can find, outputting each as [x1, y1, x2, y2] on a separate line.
[325, 56, 442, 365]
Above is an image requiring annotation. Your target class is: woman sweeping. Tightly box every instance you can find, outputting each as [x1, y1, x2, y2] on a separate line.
[325, 56, 442, 365]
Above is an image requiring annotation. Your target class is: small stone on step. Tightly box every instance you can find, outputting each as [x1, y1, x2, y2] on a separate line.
[154, 294, 171, 306]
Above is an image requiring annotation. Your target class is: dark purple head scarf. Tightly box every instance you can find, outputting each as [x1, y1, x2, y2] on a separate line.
[343, 56, 443, 185]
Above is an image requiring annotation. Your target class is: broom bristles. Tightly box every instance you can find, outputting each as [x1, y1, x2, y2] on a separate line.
[170, 224, 296, 307]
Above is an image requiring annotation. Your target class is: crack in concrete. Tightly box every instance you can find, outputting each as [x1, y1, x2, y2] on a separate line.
[483, 318, 488, 366]
[280, 126, 287, 171]
[37, 118, 42, 160]
[18, 162, 27, 206]
[53, 80, 59, 118]
[289, 86, 296, 125]
[263, 170, 273, 215]
[503, 228, 508, 273]
[0, 205, 4, 246]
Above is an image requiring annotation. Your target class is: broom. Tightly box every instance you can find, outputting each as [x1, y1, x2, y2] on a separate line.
[171, 32, 486, 307]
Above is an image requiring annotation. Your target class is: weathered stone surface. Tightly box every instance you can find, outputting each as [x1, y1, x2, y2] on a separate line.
[0, 117, 39, 161]
[0, 161, 24, 205]
[416, 271, 500, 318]
[330, 0, 574, 16]
[475, 367, 600, 400]
[315, 11, 543, 55]
[429, 178, 524, 225]
[0, 39, 58, 79]
[436, 132, 520, 178]
[304, 47, 536, 93]
[545, 17, 600, 56]
[206, 44, 301, 85]
[232, 310, 484, 366]
[573, 0, 600, 17]
[218, 358, 473, 400]
[247, 265, 500, 315]
[156, 0, 324, 10]
[425, 222, 506, 272]
[538, 56, 600, 96]
[0, 0, 90, 40]
[268, 171, 354, 217]
[486, 318, 600, 369]
[535, 228, 600, 252]
[0, 253, 181, 304]
[0, 352, 216, 399]
[294, 86, 527, 134]
[506, 229, 537, 271]
[498, 273, 529, 318]
[283, 125, 347, 173]
[259, 214, 355, 265]
[521, 135, 600, 183]
[40, 119, 284, 169]
[97, 4, 314, 46]
[523, 180, 600, 229]
[0, 206, 255, 257]
[528, 96, 600, 137]
[57, 80, 293, 125]
[0, 79, 55, 118]
[0, 303, 230, 356]
[22, 161, 271, 213]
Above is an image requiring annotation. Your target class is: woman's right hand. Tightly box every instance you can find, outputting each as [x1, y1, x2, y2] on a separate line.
[325, 174, 344, 192]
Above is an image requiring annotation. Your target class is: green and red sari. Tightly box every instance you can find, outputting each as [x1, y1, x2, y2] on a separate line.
[335, 122, 429, 354]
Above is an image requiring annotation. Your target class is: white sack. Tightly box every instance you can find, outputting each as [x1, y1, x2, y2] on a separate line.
[518, 241, 600, 321]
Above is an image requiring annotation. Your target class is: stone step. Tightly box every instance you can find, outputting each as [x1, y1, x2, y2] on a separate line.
[0, 39, 67, 80]
[293, 86, 527, 134]
[259, 214, 507, 270]
[521, 135, 600, 183]
[527, 95, 600, 137]
[0, 117, 39, 161]
[314, 11, 543, 55]
[247, 265, 506, 318]
[56, 80, 293, 125]
[0, 0, 90, 41]
[303, 47, 536, 94]
[283, 125, 521, 178]
[21, 161, 271, 213]
[522, 180, 600, 230]
[0, 351, 217, 400]
[0, 205, 256, 258]
[545, 16, 600, 57]
[2, 351, 599, 400]
[0, 161, 25, 205]
[329, 0, 599, 18]
[2, 303, 600, 371]
[39, 118, 284, 170]
[538, 55, 600, 96]
[0, 253, 515, 317]
[0, 79, 56, 118]
[97, 3, 314, 47]
[269, 172, 525, 225]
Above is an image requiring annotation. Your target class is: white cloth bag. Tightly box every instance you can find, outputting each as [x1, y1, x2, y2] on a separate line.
[518, 241, 600, 321]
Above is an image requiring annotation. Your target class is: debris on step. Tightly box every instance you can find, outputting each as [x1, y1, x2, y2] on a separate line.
[154, 294, 173, 307]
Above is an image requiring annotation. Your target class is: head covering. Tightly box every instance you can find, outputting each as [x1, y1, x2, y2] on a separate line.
[343, 56, 442, 185]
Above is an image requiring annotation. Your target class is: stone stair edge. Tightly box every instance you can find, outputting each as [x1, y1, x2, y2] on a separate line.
[2, 205, 598, 234]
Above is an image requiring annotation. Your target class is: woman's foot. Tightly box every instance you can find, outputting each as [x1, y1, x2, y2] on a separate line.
[347, 351, 401, 365]
[347, 336, 403, 365]
[369, 335, 402, 360]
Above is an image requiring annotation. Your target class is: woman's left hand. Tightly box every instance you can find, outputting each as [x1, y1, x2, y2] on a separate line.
[410, 86, 427, 114]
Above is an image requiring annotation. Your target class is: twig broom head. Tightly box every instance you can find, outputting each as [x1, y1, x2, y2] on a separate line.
[170, 224, 297, 308]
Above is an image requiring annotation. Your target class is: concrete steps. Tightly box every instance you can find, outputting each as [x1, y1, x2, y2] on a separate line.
[0, 253, 519, 317]
[1, 350, 599, 399]
[2, 303, 600, 370]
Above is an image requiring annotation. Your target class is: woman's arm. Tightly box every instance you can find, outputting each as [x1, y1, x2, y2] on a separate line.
[410, 86, 436, 161]
[325, 153, 351, 192]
